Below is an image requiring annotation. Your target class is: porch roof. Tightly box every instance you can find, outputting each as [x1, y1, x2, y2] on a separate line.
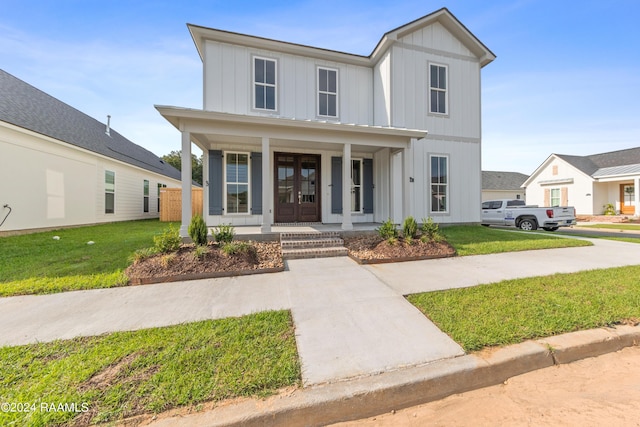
[155, 106, 426, 152]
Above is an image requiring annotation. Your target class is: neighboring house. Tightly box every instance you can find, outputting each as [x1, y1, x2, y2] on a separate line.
[482, 171, 528, 201]
[523, 147, 640, 216]
[156, 7, 495, 235]
[0, 69, 182, 234]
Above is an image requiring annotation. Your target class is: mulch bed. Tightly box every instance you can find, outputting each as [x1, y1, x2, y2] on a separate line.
[344, 235, 456, 264]
[125, 241, 284, 285]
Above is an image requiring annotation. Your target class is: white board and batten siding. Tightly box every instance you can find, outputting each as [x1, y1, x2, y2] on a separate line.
[0, 123, 179, 233]
[203, 40, 373, 124]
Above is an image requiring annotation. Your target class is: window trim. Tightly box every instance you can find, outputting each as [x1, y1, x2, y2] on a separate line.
[105, 170, 115, 214]
[351, 158, 363, 213]
[428, 63, 449, 116]
[429, 154, 449, 214]
[223, 151, 251, 215]
[317, 66, 339, 119]
[252, 55, 278, 112]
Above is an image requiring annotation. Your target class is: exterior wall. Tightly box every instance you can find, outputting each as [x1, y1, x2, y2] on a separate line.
[525, 157, 594, 214]
[203, 40, 373, 125]
[410, 138, 481, 224]
[204, 144, 375, 227]
[482, 190, 525, 201]
[388, 22, 481, 139]
[0, 124, 179, 233]
[373, 50, 392, 126]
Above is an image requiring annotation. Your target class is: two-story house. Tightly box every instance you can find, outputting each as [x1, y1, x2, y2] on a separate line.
[156, 7, 495, 235]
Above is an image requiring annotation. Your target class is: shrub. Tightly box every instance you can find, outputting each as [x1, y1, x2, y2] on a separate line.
[377, 219, 398, 240]
[402, 216, 418, 240]
[130, 247, 159, 264]
[421, 217, 444, 243]
[213, 223, 235, 244]
[188, 214, 208, 246]
[603, 203, 616, 216]
[160, 253, 177, 268]
[221, 241, 255, 256]
[193, 244, 209, 260]
[153, 224, 181, 253]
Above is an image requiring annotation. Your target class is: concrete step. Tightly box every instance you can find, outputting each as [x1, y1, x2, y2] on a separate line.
[280, 231, 347, 259]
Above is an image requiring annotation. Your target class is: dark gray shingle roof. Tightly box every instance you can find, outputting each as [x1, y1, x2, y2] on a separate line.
[556, 147, 640, 177]
[0, 69, 181, 181]
[482, 171, 528, 190]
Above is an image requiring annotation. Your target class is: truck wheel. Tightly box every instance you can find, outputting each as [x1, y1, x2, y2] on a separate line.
[519, 218, 537, 231]
[543, 227, 559, 231]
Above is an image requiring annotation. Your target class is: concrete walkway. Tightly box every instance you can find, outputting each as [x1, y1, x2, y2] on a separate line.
[1, 236, 640, 387]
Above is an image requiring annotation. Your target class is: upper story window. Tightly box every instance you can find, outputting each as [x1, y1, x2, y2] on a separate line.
[318, 67, 338, 118]
[429, 64, 448, 115]
[254, 57, 277, 111]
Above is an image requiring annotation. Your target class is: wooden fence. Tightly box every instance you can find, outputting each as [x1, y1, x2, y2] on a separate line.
[159, 188, 203, 222]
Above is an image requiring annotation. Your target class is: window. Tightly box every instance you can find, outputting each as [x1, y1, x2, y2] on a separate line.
[157, 183, 166, 212]
[254, 57, 277, 110]
[225, 152, 249, 214]
[318, 67, 338, 117]
[143, 180, 149, 213]
[550, 188, 560, 207]
[105, 170, 115, 214]
[351, 159, 362, 212]
[429, 64, 447, 114]
[430, 155, 448, 213]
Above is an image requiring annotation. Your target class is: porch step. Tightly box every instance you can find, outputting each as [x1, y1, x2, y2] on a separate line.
[280, 231, 348, 259]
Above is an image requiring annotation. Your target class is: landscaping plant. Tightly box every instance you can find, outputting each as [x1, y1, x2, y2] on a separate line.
[421, 217, 444, 243]
[153, 224, 181, 253]
[213, 223, 235, 244]
[376, 219, 398, 243]
[188, 214, 208, 246]
[402, 216, 418, 240]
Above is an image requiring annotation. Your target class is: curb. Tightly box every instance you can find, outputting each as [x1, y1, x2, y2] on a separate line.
[138, 324, 640, 427]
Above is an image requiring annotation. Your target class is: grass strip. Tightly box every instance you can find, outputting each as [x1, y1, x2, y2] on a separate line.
[0, 310, 300, 427]
[408, 265, 640, 352]
[577, 223, 640, 230]
[442, 225, 592, 256]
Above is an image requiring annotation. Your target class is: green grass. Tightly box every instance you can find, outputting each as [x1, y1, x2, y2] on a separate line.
[577, 223, 640, 230]
[408, 266, 640, 352]
[442, 225, 592, 256]
[0, 310, 300, 427]
[0, 220, 176, 296]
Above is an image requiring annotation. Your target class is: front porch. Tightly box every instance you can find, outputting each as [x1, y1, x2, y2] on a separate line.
[230, 222, 380, 241]
[156, 106, 426, 237]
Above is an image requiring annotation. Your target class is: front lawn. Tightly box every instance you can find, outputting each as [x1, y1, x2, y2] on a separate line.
[408, 265, 640, 351]
[0, 220, 176, 296]
[442, 225, 592, 256]
[0, 310, 300, 427]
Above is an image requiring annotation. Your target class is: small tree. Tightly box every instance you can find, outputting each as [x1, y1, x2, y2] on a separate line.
[188, 214, 208, 246]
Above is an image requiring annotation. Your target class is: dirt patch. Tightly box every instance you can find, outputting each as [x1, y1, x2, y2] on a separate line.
[344, 235, 456, 263]
[125, 241, 283, 284]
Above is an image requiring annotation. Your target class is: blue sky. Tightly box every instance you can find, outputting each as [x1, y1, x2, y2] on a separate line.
[2, 0, 639, 174]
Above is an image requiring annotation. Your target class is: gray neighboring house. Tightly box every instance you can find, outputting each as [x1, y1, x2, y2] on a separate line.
[0, 69, 182, 234]
[523, 147, 640, 216]
[482, 171, 528, 201]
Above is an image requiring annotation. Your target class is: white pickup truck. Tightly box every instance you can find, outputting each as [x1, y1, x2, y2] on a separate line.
[481, 199, 576, 231]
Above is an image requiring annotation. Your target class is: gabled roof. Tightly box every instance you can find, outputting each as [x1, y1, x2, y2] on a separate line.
[188, 7, 495, 68]
[482, 171, 528, 190]
[557, 147, 640, 177]
[0, 69, 181, 181]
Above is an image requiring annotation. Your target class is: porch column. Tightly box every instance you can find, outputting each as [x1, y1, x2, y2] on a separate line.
[635, 177, 640, 217]
[179, 130, 192, 237]
[261, 137, 272, 232]
[342, 143, 353, 230]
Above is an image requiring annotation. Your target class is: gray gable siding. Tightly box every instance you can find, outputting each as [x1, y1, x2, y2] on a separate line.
[0, 69, 181, 181]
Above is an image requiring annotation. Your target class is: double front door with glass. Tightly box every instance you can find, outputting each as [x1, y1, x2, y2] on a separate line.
[275, 153, 320, 223]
